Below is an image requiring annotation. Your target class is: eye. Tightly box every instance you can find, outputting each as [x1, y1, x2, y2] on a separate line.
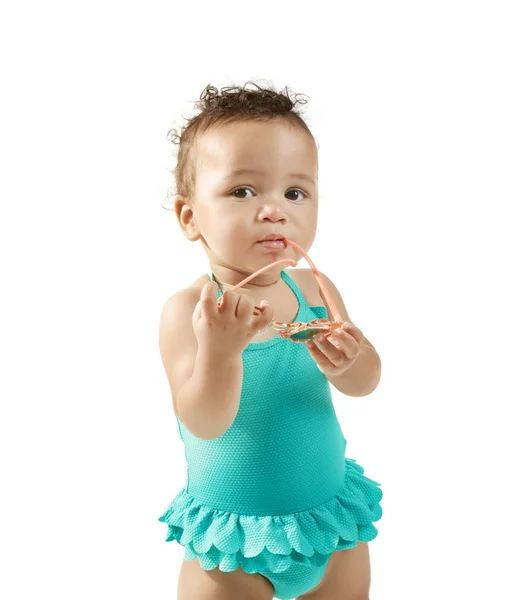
[286, 189, 306, 201]
[231, 187, 254, 199]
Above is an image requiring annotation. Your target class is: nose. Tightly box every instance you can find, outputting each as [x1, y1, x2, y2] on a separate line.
[257, 199, 287, 223]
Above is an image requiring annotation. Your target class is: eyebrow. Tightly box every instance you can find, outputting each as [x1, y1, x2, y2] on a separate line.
[222, 168, 316, 186]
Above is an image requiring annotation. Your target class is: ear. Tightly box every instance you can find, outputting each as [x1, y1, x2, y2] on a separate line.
[173, 195, 200, 242]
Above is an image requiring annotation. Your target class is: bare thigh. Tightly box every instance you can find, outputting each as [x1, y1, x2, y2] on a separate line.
[296, 542, 371, 600]
[177, 557, 275, 600]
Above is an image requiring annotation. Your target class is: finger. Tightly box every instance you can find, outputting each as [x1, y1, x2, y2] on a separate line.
[252, 303, 265, 318]
[324, 330, 356, 360]
[341, 322, 364, 345]
[236, 294, 257, 321]
[306, 341, 343, 372]
[193, 300, 202, 321]
[312, 334, 349, 362]
[249, 304, 272, 332]
[255, 300, 273, 328]
[219, 290, 241, 316]
[200, 282, 219, 318]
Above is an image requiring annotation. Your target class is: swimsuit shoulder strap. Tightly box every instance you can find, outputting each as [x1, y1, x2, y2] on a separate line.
[208, 270, 223, 299]
[280, 269, 309, 311]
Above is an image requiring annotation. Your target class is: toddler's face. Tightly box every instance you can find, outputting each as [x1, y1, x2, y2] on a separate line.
[190, 117, 319, 270]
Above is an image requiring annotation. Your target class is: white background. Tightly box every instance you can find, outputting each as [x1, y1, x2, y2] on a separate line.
[1, 1, 506, 598]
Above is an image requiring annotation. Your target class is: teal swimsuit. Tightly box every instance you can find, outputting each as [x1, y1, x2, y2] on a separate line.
[158, 269, 383, 600]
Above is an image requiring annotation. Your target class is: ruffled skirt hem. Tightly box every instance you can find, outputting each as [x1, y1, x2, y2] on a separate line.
[158, 457, 383, 573]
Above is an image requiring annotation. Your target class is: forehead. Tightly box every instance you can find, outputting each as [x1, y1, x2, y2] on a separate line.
[195, 119, 318, 177]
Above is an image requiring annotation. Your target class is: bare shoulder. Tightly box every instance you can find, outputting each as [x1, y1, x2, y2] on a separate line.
[160, 273, 210, 313]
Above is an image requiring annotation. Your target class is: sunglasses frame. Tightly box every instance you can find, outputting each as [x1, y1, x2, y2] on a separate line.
[215, 238, 344, 342]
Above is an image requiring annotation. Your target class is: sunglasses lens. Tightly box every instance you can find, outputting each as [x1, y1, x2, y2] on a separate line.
[289, 328, 322, 341]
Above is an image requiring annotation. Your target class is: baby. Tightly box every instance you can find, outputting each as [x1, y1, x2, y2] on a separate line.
[158, 81, 383, 600]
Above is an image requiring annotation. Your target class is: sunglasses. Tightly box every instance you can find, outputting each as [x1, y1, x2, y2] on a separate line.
[215, 238, 344, 342]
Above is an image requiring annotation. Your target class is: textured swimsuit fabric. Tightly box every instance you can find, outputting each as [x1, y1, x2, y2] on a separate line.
[158, 269, 383, 591]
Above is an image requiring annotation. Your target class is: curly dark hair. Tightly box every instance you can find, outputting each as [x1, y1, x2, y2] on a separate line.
[164, 81, 314, 209]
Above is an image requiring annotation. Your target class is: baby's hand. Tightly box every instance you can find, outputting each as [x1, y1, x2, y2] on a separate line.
[306, 322, 364, 376]
[192, 282, 273, 358]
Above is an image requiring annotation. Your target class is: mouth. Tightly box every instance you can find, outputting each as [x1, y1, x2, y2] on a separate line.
[256, 238, 287, 249]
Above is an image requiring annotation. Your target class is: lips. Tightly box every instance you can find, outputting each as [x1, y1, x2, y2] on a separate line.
[257, 239, 286, 249]
[257, 234, 286, 243]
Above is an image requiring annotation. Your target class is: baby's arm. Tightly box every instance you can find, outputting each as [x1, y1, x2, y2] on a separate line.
[158, 288, 243, 439]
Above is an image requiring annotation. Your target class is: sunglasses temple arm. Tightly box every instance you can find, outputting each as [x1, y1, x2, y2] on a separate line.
[228, 259, 297, 292]
[217, 258, 298, 307]
[284, 239, 344, 325]
[311, 268, 344, 325]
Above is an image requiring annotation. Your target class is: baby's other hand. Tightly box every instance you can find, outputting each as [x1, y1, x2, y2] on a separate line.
[306, 322, 364, 376]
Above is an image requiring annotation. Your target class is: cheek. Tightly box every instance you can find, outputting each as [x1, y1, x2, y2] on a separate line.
[206, 215, 250, 251]
[294, 210, 317, 242]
